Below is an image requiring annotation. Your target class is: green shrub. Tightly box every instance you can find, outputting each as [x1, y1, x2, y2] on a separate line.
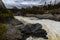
[0, 23, 7, 39]
[0, 8, 13, 18]
[0, 13, 13, 18]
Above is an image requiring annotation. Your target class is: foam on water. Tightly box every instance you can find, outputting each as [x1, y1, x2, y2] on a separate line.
[14, 16, 60, 40]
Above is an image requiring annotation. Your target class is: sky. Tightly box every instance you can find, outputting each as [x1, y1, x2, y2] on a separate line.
[2, 0, 60, 8]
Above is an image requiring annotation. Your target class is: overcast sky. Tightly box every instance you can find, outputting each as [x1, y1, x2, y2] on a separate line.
[2, 0, 60, 8]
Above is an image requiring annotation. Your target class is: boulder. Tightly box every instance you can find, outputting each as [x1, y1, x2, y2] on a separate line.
[20, 23, 48, 40]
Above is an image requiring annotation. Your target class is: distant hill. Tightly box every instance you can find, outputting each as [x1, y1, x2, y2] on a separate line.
[0, 0, 6, 8]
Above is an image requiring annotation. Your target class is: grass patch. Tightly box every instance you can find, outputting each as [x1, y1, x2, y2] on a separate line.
[0, 23, 7, 39]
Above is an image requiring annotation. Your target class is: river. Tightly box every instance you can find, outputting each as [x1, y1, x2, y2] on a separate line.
[14, 16, 60, 40]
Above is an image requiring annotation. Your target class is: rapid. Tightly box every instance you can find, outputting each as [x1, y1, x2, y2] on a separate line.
[14, 16, 60, 40]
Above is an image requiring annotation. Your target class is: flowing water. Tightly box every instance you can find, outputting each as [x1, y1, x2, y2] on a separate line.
[14, 16, 60, 40]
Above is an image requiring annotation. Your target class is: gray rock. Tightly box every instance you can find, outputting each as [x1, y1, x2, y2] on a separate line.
[20, 23, 48, 40]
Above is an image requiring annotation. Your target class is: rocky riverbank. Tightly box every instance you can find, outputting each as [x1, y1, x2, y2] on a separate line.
[13, 13, 60, 21]
[1, 16, 47, 40]
[1, 15, 60, 40]
[4, 18, 48, 40]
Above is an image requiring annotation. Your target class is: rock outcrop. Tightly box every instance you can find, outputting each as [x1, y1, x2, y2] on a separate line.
[19, 23, 48, 40]
[5, 18, 48, 40]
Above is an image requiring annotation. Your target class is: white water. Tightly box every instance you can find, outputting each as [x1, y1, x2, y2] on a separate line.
[14, 16, 60, 40]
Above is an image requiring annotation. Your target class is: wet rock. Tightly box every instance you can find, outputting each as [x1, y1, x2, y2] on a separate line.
[20, 23, 48, 40]
[10, 19, 23, 26]
[5, 19, 24, 40]
[21, 23, 42, 33]
[32, 29, 48, 39]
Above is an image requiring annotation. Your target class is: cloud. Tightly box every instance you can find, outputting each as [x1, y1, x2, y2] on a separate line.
[2, 0, 60, 8]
